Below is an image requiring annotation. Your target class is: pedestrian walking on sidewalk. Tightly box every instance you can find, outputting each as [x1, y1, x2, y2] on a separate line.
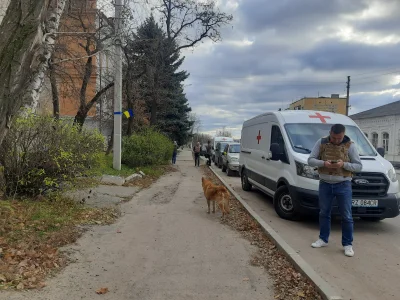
[193, 142, 201, 167]
[172, 141, 178, 164]
[308, 124, 362, 257]
[206, 140, 212, 166]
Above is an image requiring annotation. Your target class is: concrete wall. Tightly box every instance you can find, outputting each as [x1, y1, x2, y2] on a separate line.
[354, 115, 400, 163]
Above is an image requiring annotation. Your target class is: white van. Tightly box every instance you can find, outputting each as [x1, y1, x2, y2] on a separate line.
[239, 110, 400, 221]
[212, 136, 234, 162]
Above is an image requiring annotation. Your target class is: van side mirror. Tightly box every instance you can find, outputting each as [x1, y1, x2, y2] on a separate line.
[270, 143, 281, 161]
[377, 147, 385, 157]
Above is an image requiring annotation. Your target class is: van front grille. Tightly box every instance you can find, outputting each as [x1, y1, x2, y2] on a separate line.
[352, 172, 389, 197]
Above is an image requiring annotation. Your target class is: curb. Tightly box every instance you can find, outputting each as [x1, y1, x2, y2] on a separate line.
[208, 166, 343, 300]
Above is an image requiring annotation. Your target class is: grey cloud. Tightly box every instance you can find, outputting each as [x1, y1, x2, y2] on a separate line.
[296, 40, 400, 71]
[353, 0, 400, 34]
[238, 0, 367, 33]
[179, 0, 400, 136]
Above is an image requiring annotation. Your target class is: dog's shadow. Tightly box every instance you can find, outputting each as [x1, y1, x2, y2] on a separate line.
[193, 194, 228, 221]
[193, 194, 205, 204]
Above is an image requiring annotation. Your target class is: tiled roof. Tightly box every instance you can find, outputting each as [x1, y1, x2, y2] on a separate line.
[350, 100, 400, 120]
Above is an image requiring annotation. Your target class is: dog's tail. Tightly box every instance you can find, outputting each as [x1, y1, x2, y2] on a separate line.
[218, 191, 230, 215]
[223, 193, 230, 214]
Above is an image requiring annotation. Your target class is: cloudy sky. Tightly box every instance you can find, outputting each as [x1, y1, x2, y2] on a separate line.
[177, 0, 400, 138]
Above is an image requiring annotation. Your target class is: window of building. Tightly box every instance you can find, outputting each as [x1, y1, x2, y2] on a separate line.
[383, 132, 389, 152]
[364, 132, 368, 138]
[371, 132, 378, 148]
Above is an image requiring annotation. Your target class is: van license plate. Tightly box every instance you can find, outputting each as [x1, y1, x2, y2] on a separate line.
[352, 200, 378, 207]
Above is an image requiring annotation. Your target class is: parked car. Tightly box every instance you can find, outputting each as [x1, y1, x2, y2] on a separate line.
[239, 110, 400, 221]
[211, 136, 234, 162]
[214, 141, 230, 168]
[221, 143, 240, 176]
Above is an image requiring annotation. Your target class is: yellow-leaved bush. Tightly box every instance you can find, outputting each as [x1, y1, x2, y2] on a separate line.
[0, 113, 105, 196]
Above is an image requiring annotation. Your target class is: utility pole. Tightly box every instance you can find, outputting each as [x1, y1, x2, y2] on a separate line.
[113, 0, 123, 170]
[346, 76, 350, 116]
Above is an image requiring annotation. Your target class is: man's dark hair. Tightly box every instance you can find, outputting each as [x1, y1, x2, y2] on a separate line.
[331, 124, 346, 134]
[208, 140, 211, 143]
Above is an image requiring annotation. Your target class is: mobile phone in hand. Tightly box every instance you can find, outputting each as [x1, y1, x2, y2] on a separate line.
[330, 160, 338, 164]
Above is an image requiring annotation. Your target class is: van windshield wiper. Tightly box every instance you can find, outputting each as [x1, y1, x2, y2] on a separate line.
[293, 146, 311, 153]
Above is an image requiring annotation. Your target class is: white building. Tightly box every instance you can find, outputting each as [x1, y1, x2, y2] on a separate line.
[351, 100, 400, 163]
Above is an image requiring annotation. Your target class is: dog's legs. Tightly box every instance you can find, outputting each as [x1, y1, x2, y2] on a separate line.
[212, 200, 216, 213]
[207, 199, 210, 214]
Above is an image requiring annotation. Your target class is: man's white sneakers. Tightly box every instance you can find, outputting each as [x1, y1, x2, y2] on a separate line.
[311, 239, 355, 257]
[344, 245, 354, 257]
[311, 239, 328, 248]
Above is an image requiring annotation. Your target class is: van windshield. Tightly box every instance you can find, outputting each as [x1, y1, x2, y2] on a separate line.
[219, 142, 229, 151]
[229, 144, 240, 153]
[284, 123, 376, 156]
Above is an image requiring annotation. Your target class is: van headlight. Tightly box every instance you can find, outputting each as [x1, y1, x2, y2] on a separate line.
[387, 167, 398, 182]
[295, 161, 319, 180]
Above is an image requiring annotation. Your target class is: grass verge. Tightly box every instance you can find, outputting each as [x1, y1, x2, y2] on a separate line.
[0, 194, 118, 291]
[95, 155, 174, 179]
[95, 155, 137, 178]
[201, 166, 322, 300]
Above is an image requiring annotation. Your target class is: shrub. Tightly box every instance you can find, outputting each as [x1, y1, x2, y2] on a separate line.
[0, 113, 105, 196]
[122, 127, 174, 167]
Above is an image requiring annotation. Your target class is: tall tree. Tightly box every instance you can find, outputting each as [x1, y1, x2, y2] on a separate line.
[0, 0, 67, 145]
[130, 15, 193, 142]
[157, 0, 233, 51]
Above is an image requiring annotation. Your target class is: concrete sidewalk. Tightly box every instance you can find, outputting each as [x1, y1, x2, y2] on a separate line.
[2, 150, 273, 300]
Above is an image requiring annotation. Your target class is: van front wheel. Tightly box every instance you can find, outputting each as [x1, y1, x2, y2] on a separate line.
[274, 186, 299, 220]
[241, 169, 252, 191]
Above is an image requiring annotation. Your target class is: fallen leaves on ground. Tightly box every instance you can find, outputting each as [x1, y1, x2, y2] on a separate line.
[201, 166, 322, 300]
[0, 196, 119, 291]
[96, 287, 109, 294]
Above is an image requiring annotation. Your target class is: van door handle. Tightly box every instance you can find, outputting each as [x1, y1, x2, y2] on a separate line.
[261, 156, 265, 159]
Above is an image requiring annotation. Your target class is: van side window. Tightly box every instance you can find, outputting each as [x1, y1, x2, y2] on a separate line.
[271, 125, 289, 164]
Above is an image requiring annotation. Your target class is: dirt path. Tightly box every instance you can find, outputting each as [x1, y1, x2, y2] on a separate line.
[1, 153, 273, 300]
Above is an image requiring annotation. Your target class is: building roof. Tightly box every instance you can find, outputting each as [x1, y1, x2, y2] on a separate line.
[350, 100, 400, 120]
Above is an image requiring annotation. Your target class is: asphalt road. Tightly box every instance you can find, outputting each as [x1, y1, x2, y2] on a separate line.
[210, 163, 400, 300]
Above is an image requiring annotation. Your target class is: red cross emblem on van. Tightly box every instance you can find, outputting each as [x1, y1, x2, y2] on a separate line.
[309, 112, 331, 123]
[257, 130, 262, 144]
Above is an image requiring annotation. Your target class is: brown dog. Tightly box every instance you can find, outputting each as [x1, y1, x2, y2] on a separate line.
[201, 177, 230, 216]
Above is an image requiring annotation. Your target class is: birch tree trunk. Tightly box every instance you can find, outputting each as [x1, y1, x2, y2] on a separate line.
[0, 0, 67, 145]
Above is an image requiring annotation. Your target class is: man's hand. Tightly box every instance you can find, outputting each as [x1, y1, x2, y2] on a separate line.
[333, 160, 344, 168]
[324, 160, 344, 169]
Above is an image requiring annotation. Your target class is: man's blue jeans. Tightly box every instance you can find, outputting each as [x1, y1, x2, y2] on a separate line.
[319, 180, 353, 246]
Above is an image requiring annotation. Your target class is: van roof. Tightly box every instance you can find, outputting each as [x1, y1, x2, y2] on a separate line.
[213, 136, 234, 140]
[243, 110, 357, 127]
